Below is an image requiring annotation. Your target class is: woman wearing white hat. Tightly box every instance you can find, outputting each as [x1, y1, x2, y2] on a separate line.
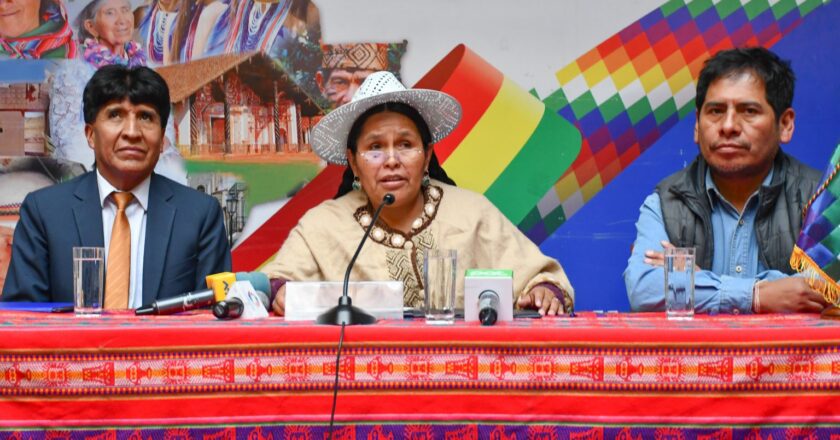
[261, 71, 574, 316]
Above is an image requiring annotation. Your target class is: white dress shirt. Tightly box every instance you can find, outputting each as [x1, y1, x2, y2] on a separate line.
[97, 171, 151, 309]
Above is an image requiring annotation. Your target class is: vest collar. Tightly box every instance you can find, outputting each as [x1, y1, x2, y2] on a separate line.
[669, 152, 788, 212]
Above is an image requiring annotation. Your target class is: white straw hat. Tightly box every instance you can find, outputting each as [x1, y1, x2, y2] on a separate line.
[311, 71, 462, 165]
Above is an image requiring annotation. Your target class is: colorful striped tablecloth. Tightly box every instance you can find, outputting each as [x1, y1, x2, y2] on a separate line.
[1, 311, 839, 438]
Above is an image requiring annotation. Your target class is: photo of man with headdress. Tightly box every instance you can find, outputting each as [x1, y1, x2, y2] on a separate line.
[0, 0, 77, 59]
[316, 41, 407, 109]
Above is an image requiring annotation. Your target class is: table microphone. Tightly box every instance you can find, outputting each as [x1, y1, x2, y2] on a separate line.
[135, 289, 216, 315]
[211, 272, 271, 320]
[316, 192, 395, 325]
[320, 193, 395, 439]
[213, 286, 270, 320]
[136, 272, 269, 316]
[212, 297, 244, 319]
[478, 290, 501, 326]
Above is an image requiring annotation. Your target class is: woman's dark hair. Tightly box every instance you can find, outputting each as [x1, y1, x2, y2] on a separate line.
[696, 47, 795, 121]
[335, 102, 456, 198]
[75, 0, 108, 43]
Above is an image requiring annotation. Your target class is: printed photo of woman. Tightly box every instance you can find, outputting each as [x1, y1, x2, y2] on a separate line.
[0, 0, 77, 59]
[134, 0, 179, 66]
[169, 0, 229, 64]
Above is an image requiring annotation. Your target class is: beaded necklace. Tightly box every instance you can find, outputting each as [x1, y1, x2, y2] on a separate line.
[353, 185, 442, 250]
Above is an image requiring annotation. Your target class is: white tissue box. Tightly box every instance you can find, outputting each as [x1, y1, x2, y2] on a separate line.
[284, 281, 404, 321]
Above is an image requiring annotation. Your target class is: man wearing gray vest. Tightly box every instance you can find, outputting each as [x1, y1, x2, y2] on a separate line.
[624, 47, 829, 314]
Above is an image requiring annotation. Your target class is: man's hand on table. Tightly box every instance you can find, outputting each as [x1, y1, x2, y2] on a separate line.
[755, 278, 829, 313]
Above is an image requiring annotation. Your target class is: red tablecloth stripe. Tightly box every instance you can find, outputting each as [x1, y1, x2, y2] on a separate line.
[3, 313, 840, 351]
[2, 392, 839, 427]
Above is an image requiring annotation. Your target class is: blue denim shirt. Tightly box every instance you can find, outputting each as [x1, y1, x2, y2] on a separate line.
[624, 169, 790, 314]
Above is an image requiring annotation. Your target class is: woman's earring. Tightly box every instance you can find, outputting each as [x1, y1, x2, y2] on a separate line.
[421, 171, 431, 187]
[352, 176, 361, 191]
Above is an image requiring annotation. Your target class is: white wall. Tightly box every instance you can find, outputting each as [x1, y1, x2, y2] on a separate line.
[315, 0, 665, 97]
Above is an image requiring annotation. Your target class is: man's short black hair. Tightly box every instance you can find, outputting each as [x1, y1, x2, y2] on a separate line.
[82, 65, 171, 128]
[695, 47, 795, 121]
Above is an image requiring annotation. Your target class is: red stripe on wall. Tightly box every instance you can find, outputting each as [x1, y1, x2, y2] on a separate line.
[414, 44, 504, 162]
[231, 165, 345, 270]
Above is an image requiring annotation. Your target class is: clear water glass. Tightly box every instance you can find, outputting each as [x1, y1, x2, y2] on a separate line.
[665, 247, 695, 320]
[424, 249, 457, 325]
[73, 247, 105, 317]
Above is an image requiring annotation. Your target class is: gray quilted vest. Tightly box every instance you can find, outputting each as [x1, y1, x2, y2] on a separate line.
[655, 152, 821, 273]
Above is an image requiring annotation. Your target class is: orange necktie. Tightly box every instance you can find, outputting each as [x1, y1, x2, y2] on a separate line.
[104, 191, 134, 309]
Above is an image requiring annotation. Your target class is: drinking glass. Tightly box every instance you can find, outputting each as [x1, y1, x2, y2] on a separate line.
[73, 247, 105, 317]
[424, 249, 457, 325]
[665, 247, 695, 320]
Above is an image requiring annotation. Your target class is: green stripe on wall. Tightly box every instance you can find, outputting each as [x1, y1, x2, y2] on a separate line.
[483, 107, 582, 225]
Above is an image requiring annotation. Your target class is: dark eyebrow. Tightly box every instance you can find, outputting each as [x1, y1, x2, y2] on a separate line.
[359, 131, 384, 143]
[703, 100, 763, 108]
[396, 129, 419, 137]
[702, 101, 725, 108]
[359, 127, 420, 143]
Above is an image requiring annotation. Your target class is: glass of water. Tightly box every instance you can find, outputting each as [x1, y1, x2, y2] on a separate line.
[73, 247, 105, 317]
[664, 247, 695, 320]
[424, 249, 457, 325]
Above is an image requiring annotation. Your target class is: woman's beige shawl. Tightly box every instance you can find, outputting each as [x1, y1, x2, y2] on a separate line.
[261, 181, 574, 310]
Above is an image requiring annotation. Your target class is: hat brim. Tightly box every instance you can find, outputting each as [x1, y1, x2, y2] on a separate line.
[311, 89, 462, 165]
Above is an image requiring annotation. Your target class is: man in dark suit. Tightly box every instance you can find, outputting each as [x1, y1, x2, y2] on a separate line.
[2, 65, 231, 307]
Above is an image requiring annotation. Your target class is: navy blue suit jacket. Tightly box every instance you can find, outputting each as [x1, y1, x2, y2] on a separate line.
[2, 172, 232, 304]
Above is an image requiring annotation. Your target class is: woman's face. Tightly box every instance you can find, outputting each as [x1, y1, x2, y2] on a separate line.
[85, 0, 133, 48]
[347, 111, 432, 212]
[0, 0, 41, 38]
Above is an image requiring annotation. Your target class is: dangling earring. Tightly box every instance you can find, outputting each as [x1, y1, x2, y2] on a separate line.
[421, 170, 431, 187]
[352, 176, 361, 191]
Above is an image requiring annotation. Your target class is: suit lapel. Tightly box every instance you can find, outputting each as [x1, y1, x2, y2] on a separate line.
[72, 173, 105, 247]
[143, 174, 175, 304]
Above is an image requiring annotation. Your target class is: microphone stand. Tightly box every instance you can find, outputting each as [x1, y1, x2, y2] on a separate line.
[316, 193, 395, 325]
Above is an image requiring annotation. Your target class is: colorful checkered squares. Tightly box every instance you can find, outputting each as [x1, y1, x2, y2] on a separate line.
[526, 0, 829, 239]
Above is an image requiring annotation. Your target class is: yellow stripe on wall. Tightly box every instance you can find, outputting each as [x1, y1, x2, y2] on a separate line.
[441, 77, 543, 193]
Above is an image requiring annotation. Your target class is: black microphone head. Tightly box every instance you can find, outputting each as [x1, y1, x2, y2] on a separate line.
[383, 193, 396, 205]
[213, 298, 244, 320]
[478, 290, 500, 326]
[212, 301, 230, 319]
[479, 307, 498, 326]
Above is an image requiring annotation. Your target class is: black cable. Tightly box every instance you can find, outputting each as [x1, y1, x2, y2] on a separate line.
[326, 322, 346, 439]
[324, 194, 392, 435]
